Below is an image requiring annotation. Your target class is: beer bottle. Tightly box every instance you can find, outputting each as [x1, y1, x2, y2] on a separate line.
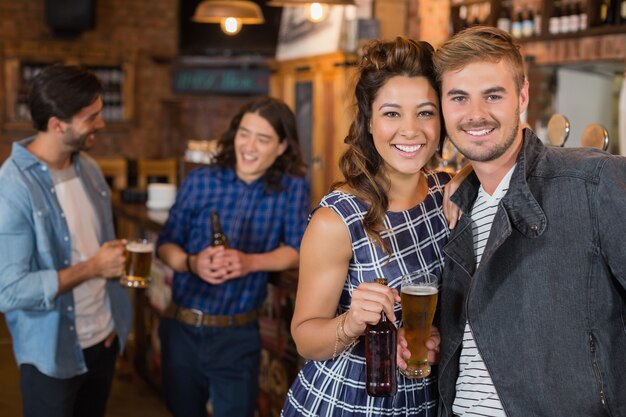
[496, 1, 512, 33]
[210, 211, 229, 248]
[365, 278, 397, 397]
[550, 1, 562, 34]
[511, 7, 523, 38]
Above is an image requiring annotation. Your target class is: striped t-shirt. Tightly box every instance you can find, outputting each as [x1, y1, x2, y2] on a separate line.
[452, 165, 516, 416]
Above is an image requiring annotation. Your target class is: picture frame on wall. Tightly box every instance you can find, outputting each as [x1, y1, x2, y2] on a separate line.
[275, 6, 346, 61]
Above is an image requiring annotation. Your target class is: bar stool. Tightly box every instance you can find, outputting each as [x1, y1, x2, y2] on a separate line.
[95, 158, 128, 195]
[137, 158, 178, 188]
[580, 124, 610, 151]
[546, 114, 571, 147]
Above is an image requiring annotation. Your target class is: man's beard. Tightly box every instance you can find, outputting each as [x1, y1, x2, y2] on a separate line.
[448, 107, 520, 163]
[65, 130, 95, 152]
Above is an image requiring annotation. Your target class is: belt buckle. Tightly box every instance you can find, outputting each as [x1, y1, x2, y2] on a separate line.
[189, 308, 204, 327]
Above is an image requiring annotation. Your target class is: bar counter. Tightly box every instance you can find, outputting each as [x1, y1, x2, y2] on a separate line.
[113, 199, 303, 416]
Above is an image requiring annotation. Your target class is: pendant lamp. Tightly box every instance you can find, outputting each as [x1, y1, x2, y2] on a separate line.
[192, 0, 265, 35]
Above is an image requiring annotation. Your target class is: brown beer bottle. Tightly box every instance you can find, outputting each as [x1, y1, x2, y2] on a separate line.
[210, 211, 229, 248]
[365, 277, 397, 397]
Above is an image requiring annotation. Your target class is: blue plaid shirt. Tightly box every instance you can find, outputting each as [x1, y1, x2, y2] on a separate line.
[157, 165, 310, 315]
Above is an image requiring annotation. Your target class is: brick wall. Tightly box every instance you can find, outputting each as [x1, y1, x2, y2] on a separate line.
[0, 0, 179, 161]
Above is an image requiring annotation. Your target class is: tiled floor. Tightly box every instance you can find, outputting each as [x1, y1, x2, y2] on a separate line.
[0, 315, 171, 417]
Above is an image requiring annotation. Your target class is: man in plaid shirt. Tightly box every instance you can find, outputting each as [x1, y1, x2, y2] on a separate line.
[156, 97, 310, 417]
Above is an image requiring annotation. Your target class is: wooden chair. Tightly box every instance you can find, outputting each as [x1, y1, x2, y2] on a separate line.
[580, 124, 610, 151]
[95, 158, 128, 193]
[546, 114, 571, 147]
[137, 158, 178, 188]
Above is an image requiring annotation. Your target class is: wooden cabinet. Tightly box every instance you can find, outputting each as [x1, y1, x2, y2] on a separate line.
[269, 52, 358, 206]
[1, 42, 136, 131]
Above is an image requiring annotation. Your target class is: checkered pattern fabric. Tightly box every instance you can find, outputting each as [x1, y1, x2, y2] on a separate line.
[157, 165, 310, 315]
[282, 171, 450, 416]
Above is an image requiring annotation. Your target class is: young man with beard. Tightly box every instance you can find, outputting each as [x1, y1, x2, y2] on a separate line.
[0, 65, 131, 417]
[433, 26, 626, 416]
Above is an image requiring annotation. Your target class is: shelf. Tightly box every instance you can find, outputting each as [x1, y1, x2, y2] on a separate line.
[2, 51, 136, 131]
[517, 25, 626, 43]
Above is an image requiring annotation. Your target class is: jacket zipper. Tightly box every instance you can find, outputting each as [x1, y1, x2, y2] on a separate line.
[589, 333, 609, 411]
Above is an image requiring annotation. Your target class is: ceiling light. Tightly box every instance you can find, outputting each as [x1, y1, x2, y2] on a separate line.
[192, 0, 265, 35]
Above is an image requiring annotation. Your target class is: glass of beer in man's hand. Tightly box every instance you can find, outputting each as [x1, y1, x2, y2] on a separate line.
[400, 271, 439, 378]
[120, 238, 154, 288]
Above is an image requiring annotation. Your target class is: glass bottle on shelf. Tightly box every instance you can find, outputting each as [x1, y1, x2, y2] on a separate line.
[522, 5, 535, 37]
[365, 277, 397, 397]
[574, 0, 587, 30]
[457, 5, 468, 32]
[534, 3, 542, 36]
[570, 0, 581, 32]
[550, 1, 562, 34]
[511, 6, 523, 38]
[469, 4, 481, 26]
[211, 211, 229, 248]
[497, 1, 512, 33]
[620, 0, 626, 23]
[601, 0, 618, 25]
[560, 0, 572, 33]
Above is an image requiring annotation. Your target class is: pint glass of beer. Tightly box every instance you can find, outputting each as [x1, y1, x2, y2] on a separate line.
[120, 238, 154, 288]
[400, 271, 439, 378]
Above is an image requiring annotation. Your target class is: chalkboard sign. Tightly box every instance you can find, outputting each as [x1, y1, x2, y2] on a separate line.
[172, 68, 270, 95]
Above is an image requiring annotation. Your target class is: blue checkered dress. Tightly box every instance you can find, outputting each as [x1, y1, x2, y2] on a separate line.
[282, 171, 450, 417]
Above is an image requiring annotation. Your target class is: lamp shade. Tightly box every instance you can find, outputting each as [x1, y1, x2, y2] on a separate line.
[192, 0, 265, 24]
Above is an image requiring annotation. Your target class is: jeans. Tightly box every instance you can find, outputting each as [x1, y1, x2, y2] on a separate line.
[20, 337, 119, 417]
[159, 317, 261, 417]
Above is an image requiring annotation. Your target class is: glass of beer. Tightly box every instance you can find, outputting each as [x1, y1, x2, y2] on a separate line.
[120, 238, 154, 289]
[400, 271, 439, 378]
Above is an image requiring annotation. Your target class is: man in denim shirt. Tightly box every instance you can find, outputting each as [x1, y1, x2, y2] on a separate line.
[433, 27, 626, 416]
[0, 65, 132, 417]
[156, 97, 310, 417]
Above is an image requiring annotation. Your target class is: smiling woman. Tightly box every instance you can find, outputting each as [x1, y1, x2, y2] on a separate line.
[282, 37, 450, 417]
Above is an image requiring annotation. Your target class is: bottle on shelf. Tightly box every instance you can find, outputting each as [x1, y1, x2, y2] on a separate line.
[511, 6, 524, 38]
[534, 3, 542, 36]
[365, 277, 397, 397]
[619, 0, 626, 23]
[550, 0, 562, 35]
[469, 4, 481, 26]
[560, 0, 572, 33]
[570, 0, 581, 32]
[457, 5, 468, 32]
[211, 211, 229, 248]
[522, 5, 535, 37]
[578, 0, 588, 30]
[497, 1, 512, 33]
[601, 0, 618, 25]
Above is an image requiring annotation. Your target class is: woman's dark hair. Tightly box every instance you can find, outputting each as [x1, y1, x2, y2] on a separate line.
[214, 96, 307, 191]
[28, 64, 103, 132]
[333, 37, 444, 253]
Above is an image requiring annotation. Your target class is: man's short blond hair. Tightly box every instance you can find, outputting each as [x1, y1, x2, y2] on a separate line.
[433, 26, 526, 93]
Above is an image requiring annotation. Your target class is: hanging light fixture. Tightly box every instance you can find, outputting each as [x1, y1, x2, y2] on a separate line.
[267, 0, 355, 23]
[192, 0, 265, 36]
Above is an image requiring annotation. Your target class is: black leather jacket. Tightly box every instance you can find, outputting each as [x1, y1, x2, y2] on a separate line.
[438, 130, 626, 417]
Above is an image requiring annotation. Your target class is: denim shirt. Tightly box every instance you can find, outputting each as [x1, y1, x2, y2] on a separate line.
[438, 130, 626, 417]
[0, 137, 131, 379]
